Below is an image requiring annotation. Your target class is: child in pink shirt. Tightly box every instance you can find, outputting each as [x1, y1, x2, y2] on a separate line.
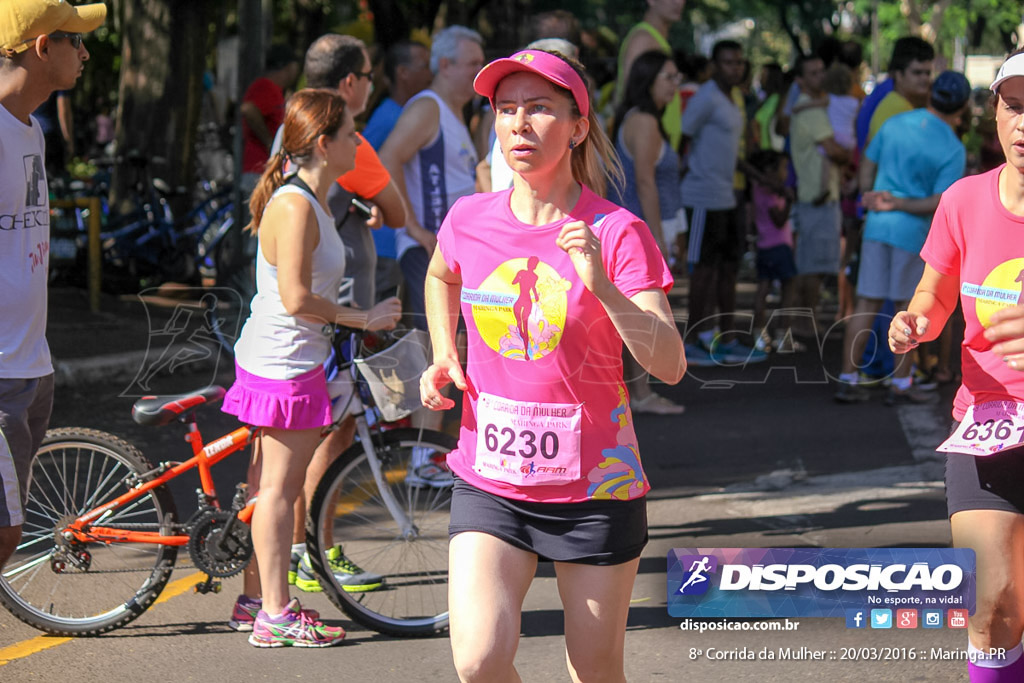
[748, 150, 796, 350]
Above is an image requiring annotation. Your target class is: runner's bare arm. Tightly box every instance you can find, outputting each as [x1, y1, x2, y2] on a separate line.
[421, 246, 466, 409]
[556, 220, 685, 384]
[889, 265, 959, 352]
[985, 305, 1024, 370]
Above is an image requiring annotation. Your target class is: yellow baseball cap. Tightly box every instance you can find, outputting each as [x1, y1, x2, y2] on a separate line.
[1, 0, 106, 54]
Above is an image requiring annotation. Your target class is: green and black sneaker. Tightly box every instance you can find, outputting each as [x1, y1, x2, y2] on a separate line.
[294, 545, 384, 593]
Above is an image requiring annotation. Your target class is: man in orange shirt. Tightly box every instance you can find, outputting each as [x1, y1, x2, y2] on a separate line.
[304, 33, 406, 311]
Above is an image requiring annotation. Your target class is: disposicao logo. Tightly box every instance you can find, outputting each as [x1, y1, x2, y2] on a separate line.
[667, 548, 976, 619]
[676, 555, 717, 595]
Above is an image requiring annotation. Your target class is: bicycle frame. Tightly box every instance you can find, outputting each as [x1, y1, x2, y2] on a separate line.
[63, 421, 259, 547]
[62, 398, 418, 548]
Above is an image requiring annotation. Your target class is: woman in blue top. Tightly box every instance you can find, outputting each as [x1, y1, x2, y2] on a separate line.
[611, 50, 685, 415]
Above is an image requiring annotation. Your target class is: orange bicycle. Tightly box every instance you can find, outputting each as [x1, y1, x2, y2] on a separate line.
[0, 328, 455, 637]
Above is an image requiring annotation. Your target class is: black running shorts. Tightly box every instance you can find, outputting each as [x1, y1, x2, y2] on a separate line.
[945, 422, 1024, 517]
[448, 478, 648, 566]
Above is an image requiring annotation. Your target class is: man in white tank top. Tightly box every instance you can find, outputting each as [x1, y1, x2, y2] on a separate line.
[0, 0, 106, 568]
[379, 25, 483, 331]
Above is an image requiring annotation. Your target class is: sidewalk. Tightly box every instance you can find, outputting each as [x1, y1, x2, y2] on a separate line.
[47, 285, 230, 389]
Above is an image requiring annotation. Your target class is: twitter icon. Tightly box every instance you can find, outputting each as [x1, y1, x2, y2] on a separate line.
[871, 609, 892, 629]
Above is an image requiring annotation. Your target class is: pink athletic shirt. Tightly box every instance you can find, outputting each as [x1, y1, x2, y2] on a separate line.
[437, 186, 673, 503]
[920, 165, 1024, 421]
[752, 184, 794, 250]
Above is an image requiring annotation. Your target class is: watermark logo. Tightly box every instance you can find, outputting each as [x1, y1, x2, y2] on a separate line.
[676, 555, 718, 596]
[667, 548, 975, 619]
[122, 287, 243, 396]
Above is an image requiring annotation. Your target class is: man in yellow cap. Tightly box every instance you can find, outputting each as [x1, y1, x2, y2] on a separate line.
[0, 0, 106, 569]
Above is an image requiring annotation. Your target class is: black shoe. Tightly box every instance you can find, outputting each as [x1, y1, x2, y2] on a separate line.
[884, 387, 939, 406]
[835, 382, 870, 403]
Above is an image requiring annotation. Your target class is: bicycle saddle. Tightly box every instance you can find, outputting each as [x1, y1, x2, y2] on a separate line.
[132, 385, 226, 426]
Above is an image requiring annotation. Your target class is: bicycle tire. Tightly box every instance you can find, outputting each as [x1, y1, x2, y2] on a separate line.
[0, 428, 179, 636]
[306, 428, 456, 637]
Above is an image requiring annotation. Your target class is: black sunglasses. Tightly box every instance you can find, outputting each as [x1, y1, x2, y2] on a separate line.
[353, 70, 373, 81]
[51, 32, 83, 49]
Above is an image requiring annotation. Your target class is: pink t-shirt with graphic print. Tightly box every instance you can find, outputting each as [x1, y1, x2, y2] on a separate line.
[437, 186, 673, 503]
[920, 165, 1024, 421]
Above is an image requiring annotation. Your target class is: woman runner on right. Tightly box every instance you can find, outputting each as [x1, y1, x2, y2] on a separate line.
[889, 50, 1024, 682]
[420, 50, 686, 682]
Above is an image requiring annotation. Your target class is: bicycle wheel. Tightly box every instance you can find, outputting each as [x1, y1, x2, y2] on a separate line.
[0, 428, 178, 636]
[306, 428, 456, 637]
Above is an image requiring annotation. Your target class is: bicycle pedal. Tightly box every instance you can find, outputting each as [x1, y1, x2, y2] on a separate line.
[192, 578, 222, 594]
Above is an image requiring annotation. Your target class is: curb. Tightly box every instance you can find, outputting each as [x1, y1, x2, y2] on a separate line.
[53, 344, 221, 390]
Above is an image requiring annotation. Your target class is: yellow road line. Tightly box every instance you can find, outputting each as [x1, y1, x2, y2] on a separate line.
[0, 635, 72, 666]
[0, 570, 203, 667]
[154, 571, 204, 605]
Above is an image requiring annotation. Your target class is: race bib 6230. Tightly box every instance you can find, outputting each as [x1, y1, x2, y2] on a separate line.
[473, 392, 582, 486]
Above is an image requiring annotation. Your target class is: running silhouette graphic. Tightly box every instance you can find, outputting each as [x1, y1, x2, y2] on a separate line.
[511, 256, 541, 360]
[134, 294, 222, 391]
[678, 556, 712, 593]
[1016, 268, 1024, 306]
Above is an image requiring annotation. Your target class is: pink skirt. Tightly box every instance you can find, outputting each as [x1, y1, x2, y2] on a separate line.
[222, 362, 331, 430]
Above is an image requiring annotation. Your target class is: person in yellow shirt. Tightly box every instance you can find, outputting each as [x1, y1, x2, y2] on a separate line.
[614, 0, 685, 151]
[866, 37, 933, 144]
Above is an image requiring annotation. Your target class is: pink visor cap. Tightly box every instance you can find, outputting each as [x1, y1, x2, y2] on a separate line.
[473, 49, 589, 118]
[991, 52, 1024, 94]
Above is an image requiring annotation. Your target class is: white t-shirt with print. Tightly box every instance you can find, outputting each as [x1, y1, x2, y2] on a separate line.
[0, 104, 52, 378]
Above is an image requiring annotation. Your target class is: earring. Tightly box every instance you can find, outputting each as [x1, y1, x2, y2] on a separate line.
[322, 158, 328, 168]
[568, 139, 576, 150]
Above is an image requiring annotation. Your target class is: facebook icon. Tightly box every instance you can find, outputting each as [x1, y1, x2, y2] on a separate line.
[845, 609, 867, 629]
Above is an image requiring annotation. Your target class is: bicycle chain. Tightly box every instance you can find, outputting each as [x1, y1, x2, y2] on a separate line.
[49, 563, 200, 574]
[49, 523, 196, 574]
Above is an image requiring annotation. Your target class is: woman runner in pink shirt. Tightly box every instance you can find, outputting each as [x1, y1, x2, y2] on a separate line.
[420, 50, 686, 682]
[889, 49, 1024, 682]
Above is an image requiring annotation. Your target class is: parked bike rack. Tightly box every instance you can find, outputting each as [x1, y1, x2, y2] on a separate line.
[51, 196, 102, 312]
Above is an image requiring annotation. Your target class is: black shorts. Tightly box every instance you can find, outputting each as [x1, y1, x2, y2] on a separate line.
[685, 207, 743, 267]
[448, 478, 648, 566]
[756, 244, 797, 282]
[945, 422, 1024, 517]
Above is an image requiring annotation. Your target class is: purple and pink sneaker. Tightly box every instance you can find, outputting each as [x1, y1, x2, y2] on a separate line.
[228, 595, 320, 633]
[248, 598, 344, 648]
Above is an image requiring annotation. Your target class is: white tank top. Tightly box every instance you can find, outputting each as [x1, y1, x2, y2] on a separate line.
[394, 89, 478, 258]
[234, 183, 347, 380]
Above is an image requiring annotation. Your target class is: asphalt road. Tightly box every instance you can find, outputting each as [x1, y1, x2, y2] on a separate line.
[0, 327, 974, 682]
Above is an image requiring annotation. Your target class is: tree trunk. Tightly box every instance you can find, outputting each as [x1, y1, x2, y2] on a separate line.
[112, 0, 208, 212]
[368, 0, 410, 48]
